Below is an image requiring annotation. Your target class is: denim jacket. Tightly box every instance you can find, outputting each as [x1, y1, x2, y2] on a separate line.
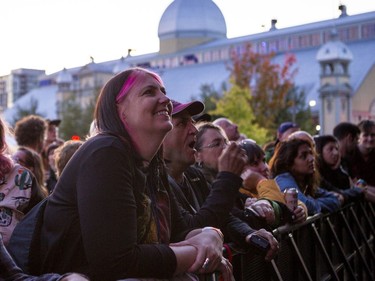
[274, 172, 341, 216]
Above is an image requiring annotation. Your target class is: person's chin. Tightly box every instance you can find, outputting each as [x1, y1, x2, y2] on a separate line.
[160, 121, 173, 132]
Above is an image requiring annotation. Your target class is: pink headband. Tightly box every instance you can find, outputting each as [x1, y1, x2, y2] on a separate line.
[115, 74, 137, 103]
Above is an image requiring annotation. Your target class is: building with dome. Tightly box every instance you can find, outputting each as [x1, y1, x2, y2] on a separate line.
[1, 0, 375, 135]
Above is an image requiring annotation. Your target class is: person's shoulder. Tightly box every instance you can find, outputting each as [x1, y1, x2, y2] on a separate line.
[274, 172, 295, 189]
[9, 163, 33, 178]
[185, 166, 208, 185]
[85, 133, 130, 151]
[186, 165, 205, 179]
[274, 172, 291, 179]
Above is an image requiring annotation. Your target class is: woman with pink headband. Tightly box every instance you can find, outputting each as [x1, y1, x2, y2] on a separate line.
[8, 67, 232, 281]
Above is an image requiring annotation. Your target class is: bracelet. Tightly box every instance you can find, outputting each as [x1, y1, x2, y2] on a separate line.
[223, 243, 233, 263]
[202, 226, 224, 241]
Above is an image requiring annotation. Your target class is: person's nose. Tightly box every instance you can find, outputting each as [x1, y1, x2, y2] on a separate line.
[159, 93, 172, 112]
[308, 154, 314, 163]
[260, 162, 269, 173]
[158, 91, 170, 103]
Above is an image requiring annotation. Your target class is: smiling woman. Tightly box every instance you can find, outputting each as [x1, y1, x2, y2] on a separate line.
[8, 67, 231, 281]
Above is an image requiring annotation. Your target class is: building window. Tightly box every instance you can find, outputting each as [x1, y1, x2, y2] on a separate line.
[203, 51, 211, 62]
[290, 35, 300, 49]
[311, 33, 321, 47]
[362, 22, 375, 39]
[269, 40, 278, 52]
[278, 38, 289, 52]
[171, 57, 179, 67]
[164, 58, 171, 68]
[219, 48, 228, 60]
[338, 26, 359, 41]
[300, 34, 311, 48]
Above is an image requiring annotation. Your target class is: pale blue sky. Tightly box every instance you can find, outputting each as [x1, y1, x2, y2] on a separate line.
[1, 0, 374, 76]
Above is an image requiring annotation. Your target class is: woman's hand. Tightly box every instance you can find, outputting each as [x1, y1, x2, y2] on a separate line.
[244, 197, 257, 208]
[246, 199, 275, 225]
[170, 228, 223, 273]
[292, 205, 306, 224]
[218, 142, 247, 176]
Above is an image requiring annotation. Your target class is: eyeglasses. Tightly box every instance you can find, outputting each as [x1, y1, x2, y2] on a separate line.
[199, 138, 229, 150]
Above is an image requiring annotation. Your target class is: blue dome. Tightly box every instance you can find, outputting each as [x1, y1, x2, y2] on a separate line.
[158, 0, 227, 40]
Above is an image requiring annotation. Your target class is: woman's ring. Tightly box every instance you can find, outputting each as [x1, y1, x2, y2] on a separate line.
[202, 258, 210, 269]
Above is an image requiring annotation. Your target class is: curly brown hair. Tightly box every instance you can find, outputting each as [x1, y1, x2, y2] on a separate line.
[14, 115, 47, 153]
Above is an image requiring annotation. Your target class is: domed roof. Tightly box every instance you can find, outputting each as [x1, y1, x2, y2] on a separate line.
[316, 30, 353, 62]
[158, 0, 227, 40]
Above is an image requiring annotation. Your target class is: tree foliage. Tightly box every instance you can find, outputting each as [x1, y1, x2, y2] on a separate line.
[226, 43, 314, 140]
[58, 90, 98, 140]
[209, 83, 268, 144]
[195, 83, 225, 120]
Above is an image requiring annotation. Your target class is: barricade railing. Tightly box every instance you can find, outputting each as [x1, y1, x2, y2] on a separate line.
[220, 201, 375, 281]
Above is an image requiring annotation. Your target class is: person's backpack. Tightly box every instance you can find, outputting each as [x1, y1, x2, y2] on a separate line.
[7, 197, 48, 275]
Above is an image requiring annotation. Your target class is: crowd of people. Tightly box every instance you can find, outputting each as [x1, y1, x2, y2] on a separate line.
[0, 67, 374, 281]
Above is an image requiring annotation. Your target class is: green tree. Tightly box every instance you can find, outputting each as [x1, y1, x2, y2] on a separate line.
[193, 83, 226, 120]
[209, 83, 268, 144]
[58, 91, 98, 140]
[278, 86, 315, 134]
[227, 43, 313, 139]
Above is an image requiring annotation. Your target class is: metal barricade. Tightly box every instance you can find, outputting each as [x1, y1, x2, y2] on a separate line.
[230, 201, 375, 281]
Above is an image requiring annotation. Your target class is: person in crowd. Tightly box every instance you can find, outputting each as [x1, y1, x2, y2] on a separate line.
[12, 146, 49, 197]
[163, 100, 279, 261]
[264, 121, 300, 163]
[192, 112, 212, 123]
[14, 115, 47, 154]
[43, 142, 63, 193]
[194, 122, 282, 230]
[314, 135, 375, 203]
[54, 140, 84, 178]
[41, 119, 64, 192]
[0, 117, 46, 245]
[277, 122, 300, 142]
[239, 139, 307, 224]
[346, 120, 375, 186]
[333, 122, 360, 171]
[213, 117, 241, 143]
[44, 119, 64, 149]
[9, 68, 233, 281]
[288, 130, 315, 146]
[269, 138, 342, 216]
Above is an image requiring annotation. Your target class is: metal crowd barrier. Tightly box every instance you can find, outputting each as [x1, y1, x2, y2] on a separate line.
[220, 201, 375, 281]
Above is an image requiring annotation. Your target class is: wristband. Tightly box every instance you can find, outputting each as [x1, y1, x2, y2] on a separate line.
[223, 243, 233, 263]
[202, 226, 224, 241]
